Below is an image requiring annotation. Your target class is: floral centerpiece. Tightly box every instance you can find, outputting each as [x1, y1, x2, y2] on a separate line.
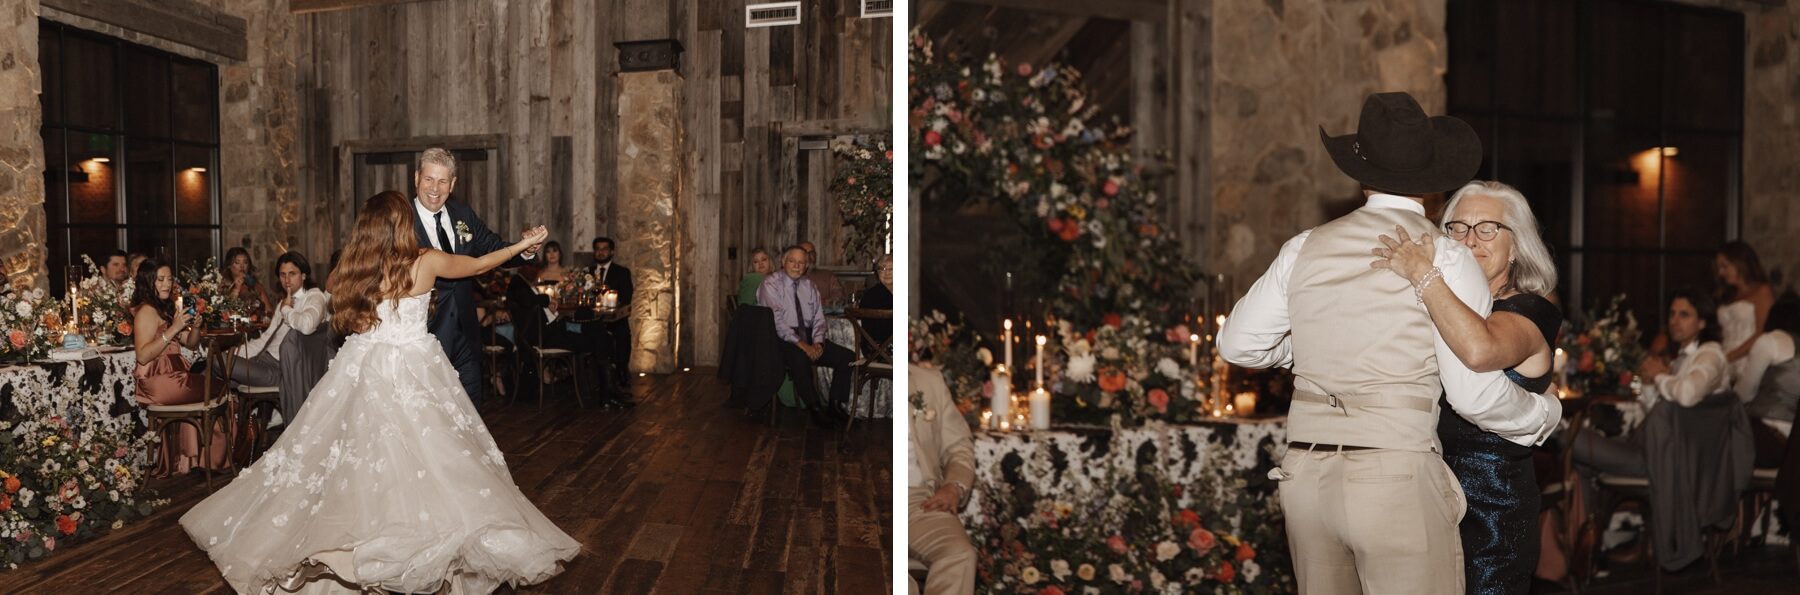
[179, 258, 252, 329]
[1559, 294, 1649, 397]
[972, 441, 1294, 594]
[910, 311, 992, 427]
[829, 133, 893, 264]
[0, 370, 164, 567]
[0, 288, 62, 363]
[71, 256, 134, 347]
[910, 31, 1216, 426]
[556, 269, 604, 305]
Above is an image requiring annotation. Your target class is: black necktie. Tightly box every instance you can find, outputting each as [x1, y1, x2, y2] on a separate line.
[434, 211, 454, 253]
[598, 264, 608, 286]
[793, 278, 812, 343]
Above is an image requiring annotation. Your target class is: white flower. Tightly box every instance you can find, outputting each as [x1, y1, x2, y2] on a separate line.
[1185, 567, 1206, 583]
[1243, 559, 1261, 583]
[1101, 346, 1120, 360]
[1051, 559, 1071, 580]
[1150, 569, 1166, 589]
[1156, 357, 1182, 379]
[14, 301, 28, 317]
[1066, 353, 1097, 383]
[1109, 563, 1130, 584]
[977, 347, 993, 366]
[1155, 540, 1180, 561]
[1021, 566, 1041, 585]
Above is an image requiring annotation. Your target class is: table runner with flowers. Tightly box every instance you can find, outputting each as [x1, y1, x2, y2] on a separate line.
[0, 351, 163, 568]
[962, 419, 1296, 594]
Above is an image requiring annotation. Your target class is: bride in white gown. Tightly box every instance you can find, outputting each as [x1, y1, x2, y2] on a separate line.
[181, 191, 580, 594]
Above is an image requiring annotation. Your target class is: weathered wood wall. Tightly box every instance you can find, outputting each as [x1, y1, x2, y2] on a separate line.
[293, 0, 891, 366]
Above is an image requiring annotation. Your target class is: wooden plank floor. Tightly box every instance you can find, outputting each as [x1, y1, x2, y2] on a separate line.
[0, 370, 894, 594]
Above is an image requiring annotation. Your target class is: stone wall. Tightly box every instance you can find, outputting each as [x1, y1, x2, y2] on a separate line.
[616, 70, 682, 374]
[1744, 2, 1800, 290]
[217, 0, 298, 272]
[1209, 0, 1449, 286]
[0, 4, 45, 290]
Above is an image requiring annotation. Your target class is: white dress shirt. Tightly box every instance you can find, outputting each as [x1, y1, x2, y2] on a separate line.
[414, 198, 455, 252]
[1640, 340, 1730, 408]
[1218, 193, 1561, 446]
[240, 287, 328, 360]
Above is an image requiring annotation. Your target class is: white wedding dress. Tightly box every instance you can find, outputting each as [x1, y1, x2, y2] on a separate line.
[181, 293, 581, 594]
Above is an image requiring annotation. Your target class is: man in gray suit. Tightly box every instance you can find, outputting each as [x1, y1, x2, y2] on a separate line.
[1219, 92, 1561, 594]
[907, 365, 976, 595]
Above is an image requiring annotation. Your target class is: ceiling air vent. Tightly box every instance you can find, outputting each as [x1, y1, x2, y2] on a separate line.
[746, 2, 801, 28]
[861, 0, 892, 18]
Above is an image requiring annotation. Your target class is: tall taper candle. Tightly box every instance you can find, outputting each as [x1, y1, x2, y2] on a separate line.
[1189, 333, 1200, 369]
[1035, 335, 1047, 389]
[1003, 319, 1014, 372]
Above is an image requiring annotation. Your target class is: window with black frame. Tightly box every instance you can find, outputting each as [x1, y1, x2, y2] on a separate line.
[1447, 0, 1743, 328]
[39, 20, 220, 295]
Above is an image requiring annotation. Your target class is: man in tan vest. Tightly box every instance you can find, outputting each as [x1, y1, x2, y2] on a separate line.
[1218, 92, 1561, 594]
[907, 365, 977, 595]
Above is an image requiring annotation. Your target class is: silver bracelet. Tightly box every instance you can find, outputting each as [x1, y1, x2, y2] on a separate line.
[1414, 267, 1443, 304]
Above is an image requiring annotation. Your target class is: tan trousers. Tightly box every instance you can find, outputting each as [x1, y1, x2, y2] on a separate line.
[908, 487, 976, 595]
[1275, 447, 1466, 595]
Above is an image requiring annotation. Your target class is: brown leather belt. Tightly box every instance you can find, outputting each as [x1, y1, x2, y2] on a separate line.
[1289, 441, 1379, 452]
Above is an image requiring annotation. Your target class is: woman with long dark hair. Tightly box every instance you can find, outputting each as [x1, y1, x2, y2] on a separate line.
[181, 192, 577, 594]
[221, 246, 274, 318]
[130, 259, 234, 476]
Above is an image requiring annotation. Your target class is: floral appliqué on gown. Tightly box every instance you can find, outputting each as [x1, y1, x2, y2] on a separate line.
[180, 293, 581, 594]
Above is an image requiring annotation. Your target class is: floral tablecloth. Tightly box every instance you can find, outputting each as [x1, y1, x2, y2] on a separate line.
[0, 350, 162, 568]
[960, 418, 1296, 593]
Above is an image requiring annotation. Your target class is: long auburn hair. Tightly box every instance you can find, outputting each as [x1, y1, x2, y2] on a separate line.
[330, 191, 420, 334]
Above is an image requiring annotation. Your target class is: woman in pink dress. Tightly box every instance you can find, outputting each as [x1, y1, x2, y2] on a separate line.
[130, 259, 234, 476]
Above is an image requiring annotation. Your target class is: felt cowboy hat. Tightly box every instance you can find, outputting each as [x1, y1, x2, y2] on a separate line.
[1320, 92, 1483, 195]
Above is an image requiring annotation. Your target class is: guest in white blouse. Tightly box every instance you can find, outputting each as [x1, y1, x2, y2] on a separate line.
[214, 252, 329, 388]
[1572, 288, 1730, 476]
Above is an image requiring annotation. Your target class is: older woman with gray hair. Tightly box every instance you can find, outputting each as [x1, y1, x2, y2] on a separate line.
[1371, 180, 1563, 595]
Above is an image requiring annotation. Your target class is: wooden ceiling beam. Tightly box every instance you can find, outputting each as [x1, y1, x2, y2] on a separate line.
[941, 0, 1169, 23]
[291, 0, 434, 15]
[41, 0, 247, 61]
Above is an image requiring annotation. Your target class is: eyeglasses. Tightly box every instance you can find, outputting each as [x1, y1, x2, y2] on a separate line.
[1444, 220, 1513, 241]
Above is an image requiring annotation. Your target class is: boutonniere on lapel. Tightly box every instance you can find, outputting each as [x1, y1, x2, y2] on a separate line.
[454, 221, 473, 244]
[910, 391, 936, 422]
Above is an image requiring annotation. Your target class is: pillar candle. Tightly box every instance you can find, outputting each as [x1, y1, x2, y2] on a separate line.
[1030, 388, 1051, 430]
[990, 365, 1011, 421]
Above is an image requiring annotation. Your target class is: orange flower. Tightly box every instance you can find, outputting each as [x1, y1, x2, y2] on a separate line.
[7, 329, 25, 349]
[1189, 527, 1217, 553]
[56, 514, 77, 535]
[1178, 509, 1201, 529]
[1056, 224, 1081, 242]
[117, 320, 132, 335]
[1216, 561, 1235, 582]
[0, 494, 10, 512]
[3, 476, 18, 493]
[1148, 388, 1170, 413]
[1098, 371, 1127, 393]
[1235, 541, 1255, 561]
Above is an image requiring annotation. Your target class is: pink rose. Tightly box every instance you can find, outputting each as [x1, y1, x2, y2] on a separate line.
[1018, 63, 1034, 76]
[1107, 534, 1129, 554]
[1189, 527, 1217, 553]
[1148, 389, 1170, 413]
[43, 536, 55, 551]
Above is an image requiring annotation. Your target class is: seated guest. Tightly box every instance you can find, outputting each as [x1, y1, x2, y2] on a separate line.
[738, 248, 774, 306]
[909, 365, 977, 595]
[534, 240, 571, 283]
[760, 245, 856, 425]
[591, 236, 635, 387]
[798, 240, 848, 310]
[211, 252, 328, 392]
[131, 259, 235, 476]
[505, 274, 629, 407]
[127, 251, 148, 279]
[101, 250, 130, 290]
[1715, 242, 1798, 419]
[860, 254, 894, 345]
[223, 246, 274, 318]
[1571, 289, 1751, 570]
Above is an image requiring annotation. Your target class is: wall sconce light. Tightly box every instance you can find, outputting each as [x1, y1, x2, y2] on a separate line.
[87, 157, 110, 164]
[187, 167, 207, 173]
[1657, 146, 1679, 157]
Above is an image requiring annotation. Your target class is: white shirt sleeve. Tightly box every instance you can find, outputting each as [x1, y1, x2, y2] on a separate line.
[1217, 231, 1309, 370]
[1654, 343, 1728, 408]
[288, 290, 328, 335]
[1433, 238, 1562, 446]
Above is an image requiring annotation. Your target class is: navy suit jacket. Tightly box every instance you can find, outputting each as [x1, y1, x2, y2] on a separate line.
[411, 199, 526, 367]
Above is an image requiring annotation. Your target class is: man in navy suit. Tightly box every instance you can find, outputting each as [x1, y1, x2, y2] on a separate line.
[410, 147, 536, 408]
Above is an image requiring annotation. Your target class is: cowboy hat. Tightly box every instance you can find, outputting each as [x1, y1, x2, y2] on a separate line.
[1320, 92, 1482, 195]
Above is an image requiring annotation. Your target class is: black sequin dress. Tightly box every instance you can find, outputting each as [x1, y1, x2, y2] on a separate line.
[1438, 293, 1561, 595]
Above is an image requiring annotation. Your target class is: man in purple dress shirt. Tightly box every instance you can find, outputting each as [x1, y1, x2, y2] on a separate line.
[759, 245, 855, 426]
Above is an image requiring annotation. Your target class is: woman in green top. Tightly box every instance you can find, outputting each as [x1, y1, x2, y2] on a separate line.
[737, 248, 774, 306]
